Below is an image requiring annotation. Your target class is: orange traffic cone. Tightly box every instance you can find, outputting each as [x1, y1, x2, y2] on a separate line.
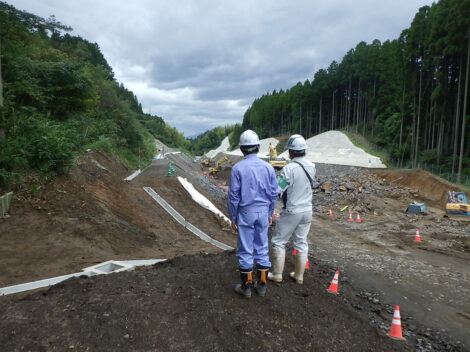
[292, 249, 297, 256]
[414, 229, 421, 242]
[347, 212, 353, 222]
[327, 271, 339, 294]
[328, 209, 333, 217]
[356, 213, 362, 223]
[388, 305, 405, 340]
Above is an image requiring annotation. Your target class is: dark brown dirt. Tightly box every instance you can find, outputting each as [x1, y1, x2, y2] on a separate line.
[0, 251, 410, 352]
[374, 169, 464, 208]
[0, 151, 221, 287]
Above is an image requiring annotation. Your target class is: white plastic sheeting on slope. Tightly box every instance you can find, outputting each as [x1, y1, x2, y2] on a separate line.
[206, 136, 230, 158]
[143, 187, 233, 251]
[177, 176, 230, 223]
[279, 131, 386, 168]
[227, 137, 279, 158]
[0, 259, 165, 296]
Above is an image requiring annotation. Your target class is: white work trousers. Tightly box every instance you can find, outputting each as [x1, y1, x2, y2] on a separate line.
[271, 210, 312, 254]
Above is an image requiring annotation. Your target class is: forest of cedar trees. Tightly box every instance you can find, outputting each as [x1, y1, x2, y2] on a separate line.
[240, 0, 470, 184]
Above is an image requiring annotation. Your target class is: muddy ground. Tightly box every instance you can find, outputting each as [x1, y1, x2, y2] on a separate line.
[0, 151, 469, 351]
[0, 252, 410, 352]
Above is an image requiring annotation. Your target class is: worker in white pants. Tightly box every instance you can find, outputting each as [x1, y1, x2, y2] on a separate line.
[268, 134, 315, 284]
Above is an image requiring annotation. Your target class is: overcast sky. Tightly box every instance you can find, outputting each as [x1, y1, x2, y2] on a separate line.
[8, 0, 434, 137]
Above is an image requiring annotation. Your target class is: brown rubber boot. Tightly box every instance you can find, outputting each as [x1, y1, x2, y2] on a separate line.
[255, 268, 268, 296]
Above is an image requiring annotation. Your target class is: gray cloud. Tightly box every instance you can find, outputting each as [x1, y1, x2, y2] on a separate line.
[8, 0, 434, 135]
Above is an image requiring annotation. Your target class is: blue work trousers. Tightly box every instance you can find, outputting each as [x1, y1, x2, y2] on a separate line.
[236, 209, 271, 271]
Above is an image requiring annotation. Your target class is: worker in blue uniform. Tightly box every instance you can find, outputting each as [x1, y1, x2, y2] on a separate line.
[228, 129, 278, 298]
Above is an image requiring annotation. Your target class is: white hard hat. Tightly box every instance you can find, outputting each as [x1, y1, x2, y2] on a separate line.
[239, 129, 260, 146]
[287, 134, 307, 151]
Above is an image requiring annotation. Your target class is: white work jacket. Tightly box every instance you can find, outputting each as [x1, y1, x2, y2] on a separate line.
[279, 157, 316, 214]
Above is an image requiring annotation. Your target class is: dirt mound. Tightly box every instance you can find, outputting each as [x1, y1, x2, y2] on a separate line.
[374, 169, 463, 207]
[0, 251, 410, 352]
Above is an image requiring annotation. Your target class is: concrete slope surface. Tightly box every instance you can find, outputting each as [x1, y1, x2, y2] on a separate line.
[279, 131, 386, 168]
[206, 136, 231, 158]
[227, 137, 280, 158]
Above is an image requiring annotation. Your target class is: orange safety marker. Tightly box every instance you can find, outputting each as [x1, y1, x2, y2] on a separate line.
[327, 270, 339, 294]
[388, 306, 406, 340]
[356, 213, 362, 223]
[347, 212, 353, 222]
[292, 249, 297, 256]
[328, 209, 333, 217]
[414, 229, 422, 242]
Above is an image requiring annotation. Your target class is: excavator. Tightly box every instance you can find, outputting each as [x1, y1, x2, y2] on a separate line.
[209, 155, 228, 174]
[201, 155, 211, 166]
[268, 143, 287, 170]
[446, 191, 470, 216]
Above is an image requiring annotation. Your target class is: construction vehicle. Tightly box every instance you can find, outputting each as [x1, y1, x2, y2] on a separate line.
[268, 143, 287, 170]
[446, 191, 470, 215]
[209, 155, 228, 174]
[201, 156, 211, 166]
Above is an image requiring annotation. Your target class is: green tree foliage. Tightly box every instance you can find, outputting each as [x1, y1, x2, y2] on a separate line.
[0, 2, 187, 189]
[241, 0, 470, 182]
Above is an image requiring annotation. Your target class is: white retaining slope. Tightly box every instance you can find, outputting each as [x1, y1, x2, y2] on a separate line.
[177, 176, 231, 223]
[143, 187, 233, 251]
[206, 136, 231, 158]
[227, 137, 279, 158]
[0, 259, 165, 296]
[279, 131, 386, 168]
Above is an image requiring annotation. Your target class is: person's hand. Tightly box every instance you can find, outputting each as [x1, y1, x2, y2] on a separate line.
[231, 221, 238, 233]
[268, 216, 273, 226]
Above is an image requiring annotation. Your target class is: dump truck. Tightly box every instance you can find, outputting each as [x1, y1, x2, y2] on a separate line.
[446, 191, 470, 216]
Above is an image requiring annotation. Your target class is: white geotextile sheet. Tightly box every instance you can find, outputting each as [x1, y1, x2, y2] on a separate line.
[279, 131, 386, 168]
[177, 176, 231, 223]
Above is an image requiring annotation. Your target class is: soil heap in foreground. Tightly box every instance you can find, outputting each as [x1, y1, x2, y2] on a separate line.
[0, 251, 410, 352]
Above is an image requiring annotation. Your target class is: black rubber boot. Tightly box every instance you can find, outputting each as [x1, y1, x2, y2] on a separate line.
[255, 268, 268, 297]
[234, 271, 253, 298]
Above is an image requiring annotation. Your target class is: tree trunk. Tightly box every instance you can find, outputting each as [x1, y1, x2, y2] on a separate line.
[0, 33, 3, 108]
[347, 75, 352, 127]
[399, 81, 405, 147]
[414, 68, 423, 167]
[458, 35, 470, 183]
[452, 58, 463, 174]
[319, 96, 323, 133]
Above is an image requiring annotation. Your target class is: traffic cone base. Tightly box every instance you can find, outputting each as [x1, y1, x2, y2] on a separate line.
[388, 305, 405, 340]
[327, 270, 339, 294]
